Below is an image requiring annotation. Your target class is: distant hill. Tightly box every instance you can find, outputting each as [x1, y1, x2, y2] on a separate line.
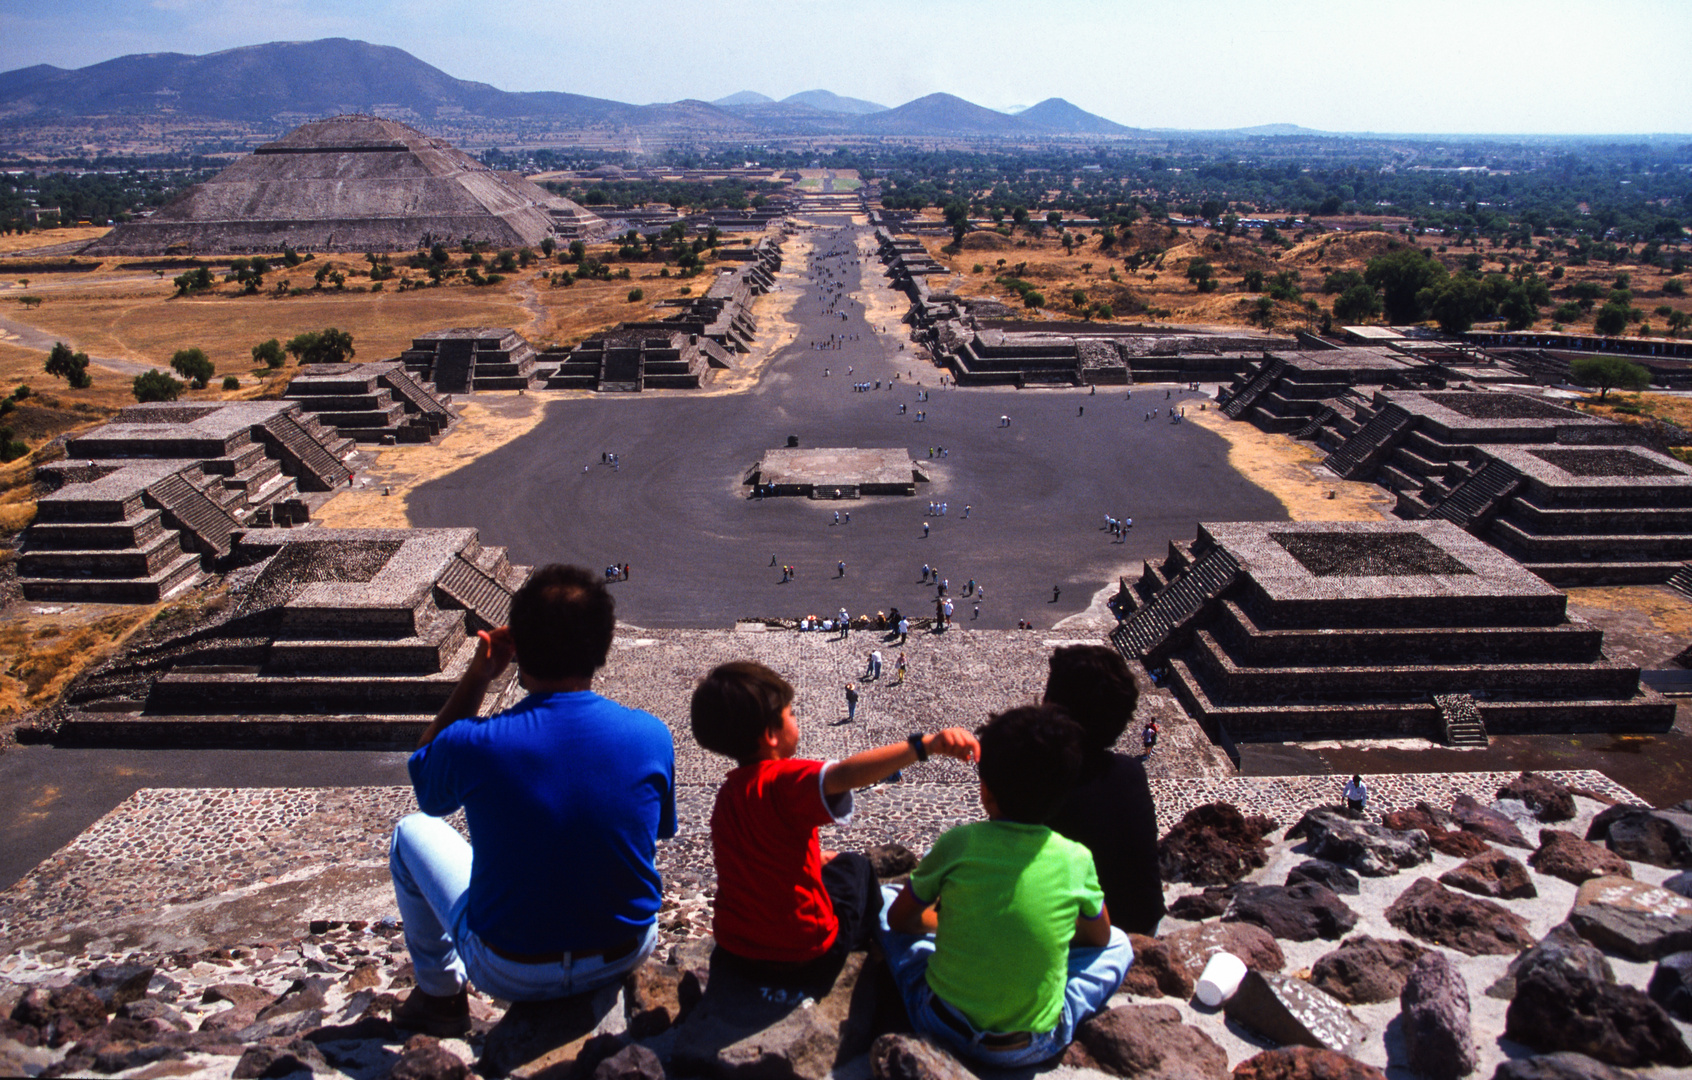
[1230, 123, 1332, 136]
[713, 91, 774, 107]
[1016, 98, 1132, 134]
[0, 39, 1150, 149]
[782, 90, 886, 115]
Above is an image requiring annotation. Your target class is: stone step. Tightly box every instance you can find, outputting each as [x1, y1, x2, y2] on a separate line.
[19, 529, 186, 578]
[23, 510, 167, 551]
[19, 551, 203, 603]
[265, 608, 468, 675]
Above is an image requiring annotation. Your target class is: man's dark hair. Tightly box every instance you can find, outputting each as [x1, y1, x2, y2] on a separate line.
[1043, 644, 1140, 755]
[691, 661, 794, 763]
[507, 564, 615, 680]
[977, 704, 1083, 823]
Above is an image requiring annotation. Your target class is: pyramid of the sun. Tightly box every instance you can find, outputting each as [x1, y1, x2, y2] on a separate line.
[84, 115, 608, 256]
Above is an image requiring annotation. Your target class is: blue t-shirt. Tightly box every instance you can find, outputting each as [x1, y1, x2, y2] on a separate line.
[408, 690, 677, 954]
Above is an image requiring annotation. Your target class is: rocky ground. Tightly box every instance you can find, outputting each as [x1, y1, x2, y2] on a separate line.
[3, 770, 1690, 1079]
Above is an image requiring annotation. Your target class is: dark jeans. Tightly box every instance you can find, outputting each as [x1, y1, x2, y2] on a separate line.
[715, 851, 882, 991]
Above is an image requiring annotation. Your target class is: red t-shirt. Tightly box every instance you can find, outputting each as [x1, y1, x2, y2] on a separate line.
[711, 757, 853, 962]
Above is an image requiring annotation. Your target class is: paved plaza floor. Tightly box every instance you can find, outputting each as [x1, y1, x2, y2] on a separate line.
[408, 223, 1280, 629]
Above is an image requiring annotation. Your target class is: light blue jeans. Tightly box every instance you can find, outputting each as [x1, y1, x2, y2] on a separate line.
[389, 812, 657, 1001]
[876, 883, 1132, 1068]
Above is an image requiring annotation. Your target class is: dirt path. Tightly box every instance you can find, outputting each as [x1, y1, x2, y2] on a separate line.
[0, 311, 159, 376]
[1184, 406, 1391, 521]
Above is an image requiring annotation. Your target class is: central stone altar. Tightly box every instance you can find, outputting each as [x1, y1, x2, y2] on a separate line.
[745, 448, 927, 498]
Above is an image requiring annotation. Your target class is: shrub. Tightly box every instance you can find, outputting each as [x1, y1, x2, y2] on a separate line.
[133, 370, 185, 402]
[0, 428, 27, 463]
[13, 384, 28, 399]
[1665, 278, 1686, 296]
[221, 375, 241, 390]
[627, 288, 645, 302]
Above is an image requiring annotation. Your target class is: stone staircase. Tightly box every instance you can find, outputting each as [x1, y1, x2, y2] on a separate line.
[1292, 405, 1338, 441]
[1424, 460, 1523, 528]
[1221, 357, 1286, 419]
[1111, 546, 1242, 662]
[434, 542, 525, 632]
[1323, 403, 1413, 480]
[1667, 564, 1692, 601]
[145, 472, 242, 558]
[1435, 692, 1490, 747]
[260, 412, 354, 490]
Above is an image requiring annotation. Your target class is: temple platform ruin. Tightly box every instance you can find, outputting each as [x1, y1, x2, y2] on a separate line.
[1112, 520, 1675, 747]
[48, 527, 530, 747]
[745, 448, 927, 497]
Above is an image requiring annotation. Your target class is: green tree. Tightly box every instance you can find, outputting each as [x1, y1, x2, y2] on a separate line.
[1421, 275, 1489, 335]
[1186, 259, 1216, 292]
[44, 341, 92, 389]
[1365, 248, 1447, 324]
[285, 328, 355, 365]
[1569, 356, 1649, 400]
[943, 200, 971, 247]
[172, 266, 214, 296]
[252, 338, 285, 369]
[133, 369, 185, 402]
[1593, 301, 1631, 336]
[1240, 269, 1264, 292]
[170, 347, 214, 388]
[1332, 283, 1383, 323]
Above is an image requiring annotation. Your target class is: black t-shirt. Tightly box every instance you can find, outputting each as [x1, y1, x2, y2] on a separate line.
[1045, 750, 1165, 936]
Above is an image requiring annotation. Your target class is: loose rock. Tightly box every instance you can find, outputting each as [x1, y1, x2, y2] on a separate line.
[593, 1042, 666, 1080]
[1648, 950, 1692, 1021]
[1504, 957, 1692, 1068]
[1585, 804, 1692, 868]
[1487, 923, 1615, 1002]
[1285, 809, 1431, 877]
[1528, 830, 1631, 885]
[1567, 874, 1692, 961]
[1384, 877, 1535, 956]
[73, 963, 156, 1010]
[1308, 935, 1427, 1005]
[1069, 1004, 1229, 1080]
[1168, 887, 1236, 921]
[1157, 803, 1276, 886]
[390, 1033, 471, 1080]
[1380, 805, 1494, 859]
[1162, 922, 1286, 981]
[1121, 935, 1195, 1000]
[1451, 794, 1531, 848]
[1399, 950, 1477, 1077]
[1497, 773, 1576, 822]
[1284, 860, 1359, 896]
[1229, 1046, 1385, 1080]
[870, 1034, 976, 1080]
[1222, 971, 1366, 1058]
[1440, 850, 1537, 900]
[1490, 1052, 1637, 1080]
[1223, 883, 1358, 942]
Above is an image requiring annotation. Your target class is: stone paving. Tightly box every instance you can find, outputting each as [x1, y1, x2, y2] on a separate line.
[0, 768, 1643, 965]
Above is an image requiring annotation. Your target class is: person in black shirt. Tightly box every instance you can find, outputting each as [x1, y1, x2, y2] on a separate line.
[1041, 645, 1165, 936]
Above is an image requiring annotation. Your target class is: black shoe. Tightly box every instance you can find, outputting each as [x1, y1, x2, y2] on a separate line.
[393, 988, 471, 1038]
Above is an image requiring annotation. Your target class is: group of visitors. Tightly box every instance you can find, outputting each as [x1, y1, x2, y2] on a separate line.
[387, 566, 1164, 1068]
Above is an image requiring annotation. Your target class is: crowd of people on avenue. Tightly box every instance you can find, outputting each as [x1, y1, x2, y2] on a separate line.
[387, 565, 1165, 1068]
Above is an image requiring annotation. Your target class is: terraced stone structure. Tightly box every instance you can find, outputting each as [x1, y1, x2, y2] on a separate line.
[400, 327, 541, 392]
[82, 114, 610, 255]
[1111, 520, 1673, 748]
[1219, 348, 1427, 435]
[283, 361, 458, 443]
[745, 447, 927, 498]
[544, 329, 732, 392]
[1396, 442, 1692, 585]
[18, 402, 355, 602]
[54, 528, 530, 747]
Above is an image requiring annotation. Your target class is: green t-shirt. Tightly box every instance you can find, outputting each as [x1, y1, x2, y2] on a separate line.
[909, 819, 1104, 1033]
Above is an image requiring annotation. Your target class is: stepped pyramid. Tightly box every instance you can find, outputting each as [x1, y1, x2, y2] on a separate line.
[84, 115, 609, 256]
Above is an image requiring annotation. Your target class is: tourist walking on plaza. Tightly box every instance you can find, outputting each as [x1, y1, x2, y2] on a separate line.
[845, 682, 859, 721]
[895, 653, 907, 683]
[868, 649, 883, 680]
[898, 617, 909, 644]
[1142, 720, 1159, 759]
[1344, 775, 1368, 817]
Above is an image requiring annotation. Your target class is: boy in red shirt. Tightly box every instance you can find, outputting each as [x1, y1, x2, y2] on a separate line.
[691, 661, 979, 980]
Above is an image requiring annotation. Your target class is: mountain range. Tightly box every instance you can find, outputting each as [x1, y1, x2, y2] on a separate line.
[0, 39, 1144, 148]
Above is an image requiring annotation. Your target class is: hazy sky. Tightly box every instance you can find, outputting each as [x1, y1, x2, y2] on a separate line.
[3, 0, 1688, 134]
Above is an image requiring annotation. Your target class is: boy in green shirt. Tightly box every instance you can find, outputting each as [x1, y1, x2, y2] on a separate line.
[879, 704, 1133, 1067]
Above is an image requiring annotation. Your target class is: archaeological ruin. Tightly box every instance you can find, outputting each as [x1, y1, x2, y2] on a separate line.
[82, 115, 611, 256]
[1111, 520, 1674, 750]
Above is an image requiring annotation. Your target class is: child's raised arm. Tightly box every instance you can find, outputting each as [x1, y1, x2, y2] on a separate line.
[824, 728, 979, 794]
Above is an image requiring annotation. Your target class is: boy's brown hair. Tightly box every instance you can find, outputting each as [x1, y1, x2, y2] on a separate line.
[691, 661, 794, 763]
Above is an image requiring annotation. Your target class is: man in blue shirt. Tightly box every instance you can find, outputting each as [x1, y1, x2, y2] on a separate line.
[390, 564, 677, 1036]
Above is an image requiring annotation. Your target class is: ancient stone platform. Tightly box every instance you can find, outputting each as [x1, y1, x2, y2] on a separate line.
[50, 528, 530, 742]
[283, 361, 458, 444]
[747, 447, 925, 497]
[1113, 520, 1675, 745]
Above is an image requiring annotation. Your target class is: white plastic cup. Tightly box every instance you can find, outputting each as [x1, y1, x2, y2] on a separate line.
[1195, 950, 1248, 1007]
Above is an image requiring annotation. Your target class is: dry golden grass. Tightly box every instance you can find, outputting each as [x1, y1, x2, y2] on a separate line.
[0, 226, 111, 255]
[1565, 585, 1692, 640]
[1573, 392, 1692, 445]
[0, 597, 177, 719]
[1186, 407, 1391, 522]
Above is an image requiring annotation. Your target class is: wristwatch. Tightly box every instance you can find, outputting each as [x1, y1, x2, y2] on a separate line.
[907, 733, 928, 761]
